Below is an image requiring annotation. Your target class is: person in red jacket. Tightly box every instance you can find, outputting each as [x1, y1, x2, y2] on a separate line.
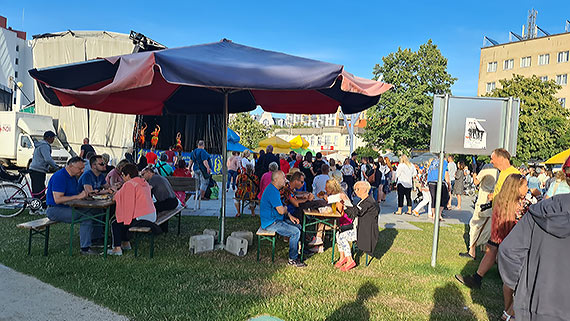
[279, 153, 291, 174]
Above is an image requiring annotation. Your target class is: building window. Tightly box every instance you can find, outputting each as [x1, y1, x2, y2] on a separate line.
[540, 76, 548, 82]
[503, 59, 514, 70]
[15, 45, 19, 52]
[487, 61, 497, 72]
[15, 58, 19, 65]
[324, 136, 330, 145]
[558, 51, 569, 63]
[556, 74, 568, 86]
[520, 56, 531, 68]
[559, 98, 566, 108]
[14, 72, 18, 78]
[538, 54, 550, 65]
[486, 82, 496, 93]
[345, 136, 350, 146]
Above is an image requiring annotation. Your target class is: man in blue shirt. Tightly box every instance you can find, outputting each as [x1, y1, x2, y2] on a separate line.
[260, 170, 306, 267]
[426, 158, 450, 220]
[45, 156, 98, 255]
[189, 140, 212, 200]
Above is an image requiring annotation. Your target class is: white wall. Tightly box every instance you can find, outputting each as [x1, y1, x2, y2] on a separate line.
[0, 28, 34, 110]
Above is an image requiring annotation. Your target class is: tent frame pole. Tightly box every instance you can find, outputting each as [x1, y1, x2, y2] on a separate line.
[220, 92, 229, 245]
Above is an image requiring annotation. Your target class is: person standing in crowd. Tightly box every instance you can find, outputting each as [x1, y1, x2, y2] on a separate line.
[498, 192, 570, 321]
[155, 153, 173, 177]
[108, 163, 159, 256]
[377, 157, 389, 202]
[459, 164, 499, 260]
[452, 161, 465, 210]
[312, 164, 330, 200]
[384, 157, 394, 195]
[260, 170, 306, 267]
[262, 145, 279, 174]
[446, 155, 457, 210]
[341, 158, 355, 199]
[136, 154, 148, 172]
[45, 157, 95, 255]
[360, 157, 369, 181]
[455, 148, 520, 290]
[412, 160, 432, 217]
[255, 149, 265, 179]
[526, 169, 541, 193]
[234, 164, 259, 217]
[227, 151, 240, 191]
[29, 130, 60, 200]
[145, 148, 158, 165]
[288, 151, 296, 168]
[394, 155, 417, 215]
[279, 153, 291, 174]
[101, 153, 114, 176]
[328, 159, 342, 183]
[189, 140, 212, 201]
[369, 160, 381, 202]
[544, 156, 570, 198]
[164, 146, 176, 166]
[293, 153, 303, 168]
[426, 157, 450, 220]
[241, 150, 253, 171]
[141, 165, 179, 232]
[79, 137, 95, 159]
[312, 152, 325, 176]
[301, 152, 316, 193]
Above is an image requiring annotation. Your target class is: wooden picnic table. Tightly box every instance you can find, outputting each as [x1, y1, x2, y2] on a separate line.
[301, 208, 343, 264]
[66, 198, 115, 258]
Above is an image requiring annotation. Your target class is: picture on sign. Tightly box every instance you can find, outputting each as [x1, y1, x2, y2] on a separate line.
[464, 118, 487, 150]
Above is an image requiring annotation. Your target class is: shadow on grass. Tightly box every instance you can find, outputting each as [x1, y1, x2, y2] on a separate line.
[325, 281, 378, 321]
[354, 227, 398, 266]
[429, 282, 476, 320]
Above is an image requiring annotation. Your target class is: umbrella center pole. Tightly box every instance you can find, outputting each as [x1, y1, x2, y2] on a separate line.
[219, 91, 229, 247]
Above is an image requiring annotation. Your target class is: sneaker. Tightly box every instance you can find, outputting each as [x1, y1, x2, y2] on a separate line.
[307, 237, 323, 246]
[458, 252, 475, 260]
[455, 274, 481, 289]
[287, 259, 307, 268]
[107, 249, 123, 256]
[121, 244, 132, 251]
[80, 248, 100, 256]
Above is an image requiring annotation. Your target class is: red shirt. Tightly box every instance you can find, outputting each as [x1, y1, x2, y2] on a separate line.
[173, 168, 192, 177]
[146, 152, 158, 165]
[280, 159, 290, 174]
[293, 160, 302, 168]
[165, 150, 176, 163]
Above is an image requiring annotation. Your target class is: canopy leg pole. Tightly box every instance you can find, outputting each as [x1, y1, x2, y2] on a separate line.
[220, 92, 229, 246]
[430, 94, 449, 267]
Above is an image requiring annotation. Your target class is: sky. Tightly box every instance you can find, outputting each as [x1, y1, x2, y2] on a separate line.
[3, 1, 570, 116]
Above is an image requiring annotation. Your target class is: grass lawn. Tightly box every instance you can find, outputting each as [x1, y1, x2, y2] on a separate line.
[0, 213, 505, 320]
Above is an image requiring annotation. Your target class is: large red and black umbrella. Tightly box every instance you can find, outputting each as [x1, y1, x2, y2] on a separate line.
[29, 39, 392, 242]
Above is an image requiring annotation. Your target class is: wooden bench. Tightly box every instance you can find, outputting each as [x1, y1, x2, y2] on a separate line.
[256, 227, 276, 263]
[128, 207, 183, 258]
[17, 218, 59, 256]
[166, 176, 200, 210]
[234, 197, 260, 215]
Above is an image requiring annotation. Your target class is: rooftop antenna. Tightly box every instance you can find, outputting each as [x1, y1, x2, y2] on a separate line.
[525, 9, 538, 39]
[566, 20, 570, 32]
[509, 31, 522, 42]
[536, 25, 550, 36]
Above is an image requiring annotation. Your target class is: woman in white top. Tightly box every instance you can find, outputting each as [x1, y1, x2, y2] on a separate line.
[241, 150, 252, 170]
[394, 155, 417, 215]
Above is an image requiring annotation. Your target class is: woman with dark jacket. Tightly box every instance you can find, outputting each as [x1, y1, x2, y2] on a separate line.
[337, 181, 379, 271]
[301, 152, 316, 193]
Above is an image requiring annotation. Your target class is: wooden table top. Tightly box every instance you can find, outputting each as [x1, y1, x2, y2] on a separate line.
[66, 198, 115, 209]
[303, 209, 342, 218]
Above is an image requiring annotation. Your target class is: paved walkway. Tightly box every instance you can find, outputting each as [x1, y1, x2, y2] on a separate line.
[0, 264, 128, 321]
[182, 182, 476, 232]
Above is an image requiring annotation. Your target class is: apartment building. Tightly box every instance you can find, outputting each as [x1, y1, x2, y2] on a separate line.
[478, 30, 570, 108]
[285, 107, 367, 128]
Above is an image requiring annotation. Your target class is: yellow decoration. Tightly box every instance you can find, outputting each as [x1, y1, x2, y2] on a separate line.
[544, 148, 570, 165]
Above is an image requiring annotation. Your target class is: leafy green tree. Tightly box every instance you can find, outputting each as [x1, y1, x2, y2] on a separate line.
[354, 146, 379, 160]
[363, 40, 456, 154]
[229, 113, 268, 150]
[487, 75, 570, 162]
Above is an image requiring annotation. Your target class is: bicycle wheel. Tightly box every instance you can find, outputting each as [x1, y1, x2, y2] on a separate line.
[0, 183, 28, 217]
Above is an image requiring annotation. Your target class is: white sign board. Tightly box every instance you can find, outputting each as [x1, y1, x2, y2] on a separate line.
[463, 118, 487, 150]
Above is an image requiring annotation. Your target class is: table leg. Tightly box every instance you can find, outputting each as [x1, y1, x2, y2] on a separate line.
[331, 218, 337, 264]
[103, 207, 110, 259]
[69, 207, 75, 256]
[301, 214, 307, 261]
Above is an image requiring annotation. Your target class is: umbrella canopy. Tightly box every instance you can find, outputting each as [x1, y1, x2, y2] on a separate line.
[545, 148, 570, 165]
[30, 39, 392, 115]
[292, 147, 315, 156]
[257, 136, 291, 154]
[29, 39, 392, 244]
[289, 135, 310, 149]
[227, 128, 249, 153]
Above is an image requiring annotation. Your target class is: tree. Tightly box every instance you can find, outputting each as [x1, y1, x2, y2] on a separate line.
[354, 146, 379, 160]
[487, 75, 570, 162]
[363, 40, 456, 154]
[229, 113, 268, 150]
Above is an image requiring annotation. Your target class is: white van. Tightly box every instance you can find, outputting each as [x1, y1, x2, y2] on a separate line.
[0, 111, 71, 168]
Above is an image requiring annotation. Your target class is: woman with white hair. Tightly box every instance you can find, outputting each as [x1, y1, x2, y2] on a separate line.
[394, 155, 416, 215]
[279, 153, 291, 174]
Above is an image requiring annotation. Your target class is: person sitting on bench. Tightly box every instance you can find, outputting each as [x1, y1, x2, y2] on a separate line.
[108, 163, 159, 256]
[141, 165, 179, 232]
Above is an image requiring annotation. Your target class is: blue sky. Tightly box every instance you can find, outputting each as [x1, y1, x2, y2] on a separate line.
[3, 1, 569, 114]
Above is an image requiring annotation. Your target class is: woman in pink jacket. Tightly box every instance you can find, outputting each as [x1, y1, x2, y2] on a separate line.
[108, 163, 158, 256]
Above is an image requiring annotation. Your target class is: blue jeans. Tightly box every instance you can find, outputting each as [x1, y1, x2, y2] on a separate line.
[227, 170, 238, 189]
[265, 219, 301, 260]
[47, 206, 93, 249]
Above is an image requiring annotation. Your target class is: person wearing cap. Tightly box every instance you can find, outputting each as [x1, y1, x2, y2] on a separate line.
[29, 130, 60, 200]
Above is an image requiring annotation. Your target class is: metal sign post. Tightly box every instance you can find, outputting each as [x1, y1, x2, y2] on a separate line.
[430, 94, 449, 267]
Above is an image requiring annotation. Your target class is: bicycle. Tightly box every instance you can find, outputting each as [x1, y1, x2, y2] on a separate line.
[0, 169, 47, 218]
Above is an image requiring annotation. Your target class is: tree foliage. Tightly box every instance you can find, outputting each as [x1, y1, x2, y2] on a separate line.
[487, 75, 570, 162]
[229, 113, 268, 150]
[363, 40, 456, 154]
[354, 146, 379, 160]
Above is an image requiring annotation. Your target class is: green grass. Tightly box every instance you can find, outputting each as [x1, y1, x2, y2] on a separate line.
[0, 214, 505, 320]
